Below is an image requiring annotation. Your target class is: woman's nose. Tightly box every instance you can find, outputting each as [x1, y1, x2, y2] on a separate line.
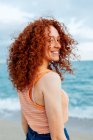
[55, 41, 61, 49]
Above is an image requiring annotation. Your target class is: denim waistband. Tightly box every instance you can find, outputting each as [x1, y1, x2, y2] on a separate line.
[26, 125, 70, 140]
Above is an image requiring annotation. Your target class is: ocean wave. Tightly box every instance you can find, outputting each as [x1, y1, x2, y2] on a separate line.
[69, 106, 93, 119]
[0, 98, 20, 111]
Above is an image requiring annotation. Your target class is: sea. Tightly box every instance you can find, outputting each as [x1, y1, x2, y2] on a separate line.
[0, 60, 93, 121]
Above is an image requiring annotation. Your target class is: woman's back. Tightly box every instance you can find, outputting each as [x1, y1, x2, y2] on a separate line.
[18, 69, 69, 135]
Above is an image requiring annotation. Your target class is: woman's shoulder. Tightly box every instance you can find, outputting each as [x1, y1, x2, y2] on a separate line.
[34, 70, 61, 92]
[41, 70, 61, 88]
[43, 70, 61, 81]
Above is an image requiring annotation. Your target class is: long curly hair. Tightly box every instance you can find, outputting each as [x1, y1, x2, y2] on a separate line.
[7, 17, 77, 93]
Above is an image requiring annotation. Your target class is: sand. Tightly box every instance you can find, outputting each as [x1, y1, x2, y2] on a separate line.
[0, 117, 93, 140]
[0, 119, 25, 140]
[65, 117, 93, 140]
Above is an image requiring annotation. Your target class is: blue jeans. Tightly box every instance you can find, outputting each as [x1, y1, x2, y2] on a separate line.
[26, 125, 70, 140]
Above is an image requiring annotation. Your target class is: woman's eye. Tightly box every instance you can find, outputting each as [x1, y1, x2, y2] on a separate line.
[57, 39, 60, 42]
[47, 37, 60, 43]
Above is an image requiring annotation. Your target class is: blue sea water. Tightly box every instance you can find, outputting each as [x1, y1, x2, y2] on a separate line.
[0, 61, 93, 120]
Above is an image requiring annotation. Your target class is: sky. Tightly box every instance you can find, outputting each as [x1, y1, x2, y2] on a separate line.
[0, 0, 93, 62]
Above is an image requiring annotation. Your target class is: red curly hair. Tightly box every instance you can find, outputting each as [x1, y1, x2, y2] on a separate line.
[7, 17, 77, 93]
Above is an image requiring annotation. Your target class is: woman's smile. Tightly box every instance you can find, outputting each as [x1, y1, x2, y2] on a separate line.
[51, 51, 60, 56]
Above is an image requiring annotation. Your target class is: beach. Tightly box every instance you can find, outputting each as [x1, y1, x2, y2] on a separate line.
[0, 119, 25, 140]
[65, 117, 93, 140]
[0, 116, 93, 140]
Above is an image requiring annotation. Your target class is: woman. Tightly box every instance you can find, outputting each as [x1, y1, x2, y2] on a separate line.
[7, 17, 77, 140]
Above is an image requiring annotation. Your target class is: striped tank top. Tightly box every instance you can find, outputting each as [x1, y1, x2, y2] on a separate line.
[18, 70, 51, 134]
[17, 69, 69, 134]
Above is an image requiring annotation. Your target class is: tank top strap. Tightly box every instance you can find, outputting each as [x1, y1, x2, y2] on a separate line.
[28, 69, 52, 109]
[28, 69, 54, 109]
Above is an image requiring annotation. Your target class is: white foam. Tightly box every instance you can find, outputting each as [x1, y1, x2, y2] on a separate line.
[69, 106, 93, 119]
[0, 98, 20, 111]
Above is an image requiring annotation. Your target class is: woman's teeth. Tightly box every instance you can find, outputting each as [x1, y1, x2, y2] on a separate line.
[51, 51, 59, 55]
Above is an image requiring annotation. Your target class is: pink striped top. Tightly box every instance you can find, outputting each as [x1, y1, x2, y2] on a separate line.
[18, 70, 51, 134]
[17, 69, 69, 134]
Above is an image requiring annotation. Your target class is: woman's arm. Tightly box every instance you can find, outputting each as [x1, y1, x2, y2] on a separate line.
[21, 111, 28, 135]
[42, 72, 67, 140]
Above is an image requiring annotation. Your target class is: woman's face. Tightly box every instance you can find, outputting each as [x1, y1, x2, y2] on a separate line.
[44, 26, 61, 62]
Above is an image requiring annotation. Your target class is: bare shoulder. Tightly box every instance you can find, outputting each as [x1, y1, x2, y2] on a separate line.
[41, 71, 61, 94]
[43, 71, 61, 82]
[35, 71, 61, 94]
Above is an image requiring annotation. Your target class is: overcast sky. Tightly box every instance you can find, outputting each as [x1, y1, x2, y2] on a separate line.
[0, 0, 93, 62]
